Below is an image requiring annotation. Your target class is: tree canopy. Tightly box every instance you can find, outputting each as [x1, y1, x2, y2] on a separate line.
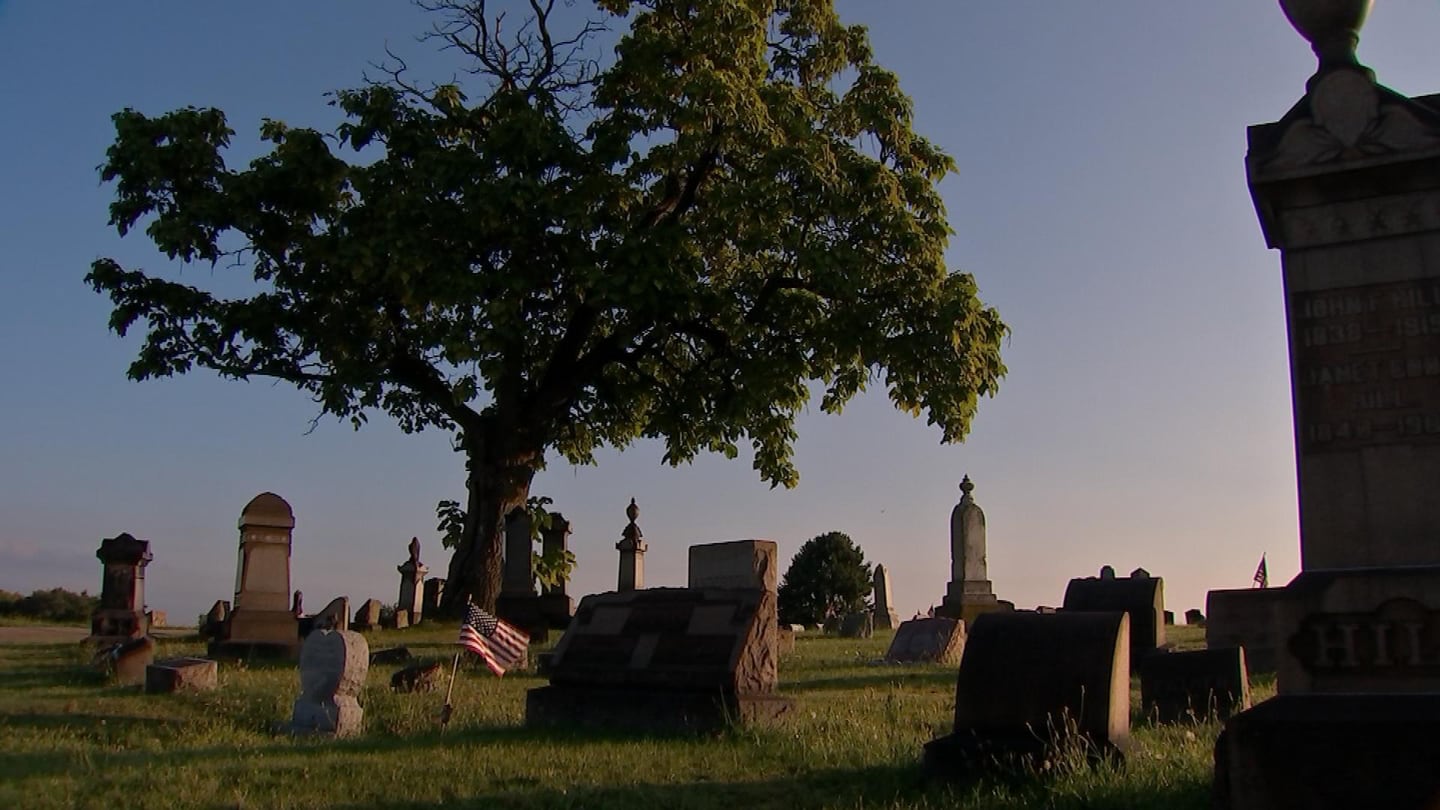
[777, 531, 872, 626]
[86, 0, 1007, 612]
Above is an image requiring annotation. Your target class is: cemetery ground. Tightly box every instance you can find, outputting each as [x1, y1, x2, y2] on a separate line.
[0, 623, 1247, 810]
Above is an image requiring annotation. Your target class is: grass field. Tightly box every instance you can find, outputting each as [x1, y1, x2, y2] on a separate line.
[0, 623, 1248, 809]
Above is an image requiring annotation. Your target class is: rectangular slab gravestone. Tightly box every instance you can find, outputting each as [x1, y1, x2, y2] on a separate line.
[885, 617, 965, 665]
[1139, 647, 1250, 724]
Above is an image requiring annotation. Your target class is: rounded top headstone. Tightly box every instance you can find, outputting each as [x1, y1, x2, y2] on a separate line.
[1099, 565, 1117, 580]
[1279, 0, 1373, 69]
[239, 492, 295, 530]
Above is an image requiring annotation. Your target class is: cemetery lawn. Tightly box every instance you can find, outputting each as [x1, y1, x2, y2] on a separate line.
[0, 624, 1245, 810]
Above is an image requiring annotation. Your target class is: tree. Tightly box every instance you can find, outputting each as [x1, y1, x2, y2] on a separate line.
[86, 0, 1007, 614]
[778, 531, 871, 626]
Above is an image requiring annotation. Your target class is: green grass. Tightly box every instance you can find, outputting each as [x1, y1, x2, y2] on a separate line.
[0, 623, 1245, 809]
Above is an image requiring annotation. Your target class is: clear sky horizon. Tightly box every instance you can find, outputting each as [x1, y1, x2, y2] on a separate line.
[4, 2, 1438, 625]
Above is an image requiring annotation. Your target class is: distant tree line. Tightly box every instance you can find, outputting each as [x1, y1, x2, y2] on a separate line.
[0, 587, 98, 623]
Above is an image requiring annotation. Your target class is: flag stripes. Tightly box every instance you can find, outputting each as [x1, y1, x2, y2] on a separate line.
[458, 603, 528, 677]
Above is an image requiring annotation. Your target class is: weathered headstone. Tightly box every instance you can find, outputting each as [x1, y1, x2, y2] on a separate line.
[146, 657, 218, 694]
[213, 493, 299, 658]
[1164, 610, 1176, 626]
[502, 508, 534, 596]
[839, 611, 874, 638]
[422, 578, 445, 619]
[1215, 6, 1440, 807]
[101, 636, 156, 687]
[687, 539, 778, 591]
[1186, 608, 1206, 626]
[290, 629, 368, 737]
[538, 513, 575, 629]
[497, 507, 547, 641]
[873, 564, 900, 630]
[529, 539, 789, 732]
[396, 537, 427, 624]
[615, 498, 647, 592]
[313, 596, 349, 633]
[352, 599, 381, 631]
[885, 617, 966, 665]
[1063, 568, 1164, 666]
[146, 610, 167, 628]
[924, 612, 1130, 775]
[390, 608, 410, 630]
[88, 533, 152, 645]
[199, 600, 230, 639]
[1139, 647, 1250, 724]
[935, 477, 1013, 624]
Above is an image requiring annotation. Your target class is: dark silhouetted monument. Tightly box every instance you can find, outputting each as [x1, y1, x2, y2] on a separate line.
[1216, 3, 1440, 806]
[89, 532, 152, 645]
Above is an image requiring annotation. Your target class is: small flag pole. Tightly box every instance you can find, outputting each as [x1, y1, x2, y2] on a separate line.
[439, 649, 462, 731]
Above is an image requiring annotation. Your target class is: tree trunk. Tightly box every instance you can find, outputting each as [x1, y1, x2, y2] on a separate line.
[439, 434, 539, 615]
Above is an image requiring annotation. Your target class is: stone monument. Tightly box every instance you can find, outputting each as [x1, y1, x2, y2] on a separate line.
[213, 492, 299, 658]
[496, 507, 547, 641]
[935, 476, 1012, 623]
[885, 616, 966, 665]
[873, 564, 900, 630]
[88, 532, 153, 645]
[1215, 4, 1440, 806]
[1063, 567, 1166, 667]
[616, 498, 647, 592]
[538, 513, 575, 629]
[290, 628, 369, 737]
[396, 537, 427, 624]
[528, 538, 790, 732]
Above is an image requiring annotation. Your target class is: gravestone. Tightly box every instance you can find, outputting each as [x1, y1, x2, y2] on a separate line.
[839, 611, 874, 638]
[1139, 647, 1250, 724]
[885, 617, 966, 665]
[1063, 568, 1164, 666]
[497, 507, 547, 641]
[88, 533, 152, 645]
[925, 612, 1130, 775]
[146, 657, 218, 694]
[312, 596, 349, 633]
[390, 609, 410, 630]
[873, 564, 900, 630]
[529, 539, 789, 732]
[935, 477, 1013, 624]
[352, 599, 381, 631]
[1187, 608, 1206, 624]
[290, 629, 368, 737]
[105, 636, 157, 687]
[1164, 610, 1176, 626]
[422, 578, 445, 619]
[1206, 590, 1279, 674]
[1215, 5, 1440, 807]
[396, 537, 427, 624]
[538, 513, 575, 629]
[213, 493, 299, 658]
[687, 538, 778, 591]
[199, 600, 229, 639]
[146, 610, 166, 628]
[777, 626, 795, 656]
[615, 498, 647, 591]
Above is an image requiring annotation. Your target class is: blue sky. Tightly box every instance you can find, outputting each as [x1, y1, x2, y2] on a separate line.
[2, 2, 1436, 623]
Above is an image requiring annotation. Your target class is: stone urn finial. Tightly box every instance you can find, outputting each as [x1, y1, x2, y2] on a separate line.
[1279, 0, 1373, 70]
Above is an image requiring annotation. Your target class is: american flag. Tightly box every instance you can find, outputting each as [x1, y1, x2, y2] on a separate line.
[1252, 554, 1269, 589]
[458, 603, 529, 677]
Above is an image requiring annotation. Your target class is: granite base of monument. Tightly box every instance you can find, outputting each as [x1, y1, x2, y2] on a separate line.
[496, 593, 549, 644]
[1215, 694, 1440, 810]
[210, 609, 299, 660]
